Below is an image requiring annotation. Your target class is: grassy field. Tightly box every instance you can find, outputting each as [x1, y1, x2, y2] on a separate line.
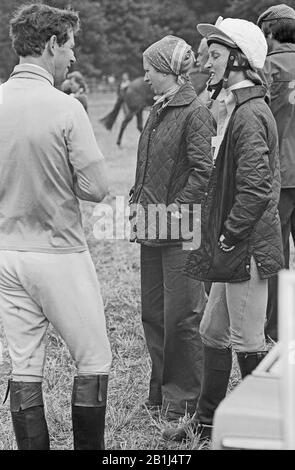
[0, 91, 267, 451]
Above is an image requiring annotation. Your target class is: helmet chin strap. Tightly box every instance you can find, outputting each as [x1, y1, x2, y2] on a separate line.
[207, 78, 224, 100]
[207, 48, 250, 100]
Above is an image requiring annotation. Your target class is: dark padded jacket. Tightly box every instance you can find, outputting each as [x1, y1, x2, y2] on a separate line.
[263, 43, 295, 188]
[185, 85, 284, 282]
[130, 81, 214, 246]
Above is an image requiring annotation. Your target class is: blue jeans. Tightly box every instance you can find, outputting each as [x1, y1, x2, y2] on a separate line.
[200, 258, 267, 352]
[140, 244, 206, 417]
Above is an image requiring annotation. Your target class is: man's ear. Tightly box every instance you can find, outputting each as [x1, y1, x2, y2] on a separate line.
[46, 35, 58, 56]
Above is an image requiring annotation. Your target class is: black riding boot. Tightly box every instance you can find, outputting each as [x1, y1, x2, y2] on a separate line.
[9, 380, 50, 450]
[237, 351, 268, 379]
[72, 374, 108, 450]
[162, 345, 232, 442]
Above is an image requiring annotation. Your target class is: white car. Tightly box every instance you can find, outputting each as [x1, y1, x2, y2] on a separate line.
[212, 270, 295, 450]
[212, 343, 283, 450]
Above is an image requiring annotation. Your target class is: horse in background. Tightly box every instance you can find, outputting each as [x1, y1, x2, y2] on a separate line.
[100, 77, 154, 146]
[100, 70, 209, 146]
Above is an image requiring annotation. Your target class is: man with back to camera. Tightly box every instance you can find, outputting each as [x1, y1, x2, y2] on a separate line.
[0, 3, 112, 450]
[257, 4, 295, 342]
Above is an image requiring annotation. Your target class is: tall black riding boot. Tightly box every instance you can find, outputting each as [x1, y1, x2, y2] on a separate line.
[9, 380, 50, 450]
[72, 374, 108, 450]
[162, 345, 232, 442]
[237, 351, 268, 379]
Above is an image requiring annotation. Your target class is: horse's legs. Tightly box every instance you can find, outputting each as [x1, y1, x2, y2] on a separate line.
[117, 112, 134, 146]
[136, 111, 143, 133]
[122, 101, 129, 117]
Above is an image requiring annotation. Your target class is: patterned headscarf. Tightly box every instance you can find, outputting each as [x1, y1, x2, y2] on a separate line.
[143, 35, 194, 80]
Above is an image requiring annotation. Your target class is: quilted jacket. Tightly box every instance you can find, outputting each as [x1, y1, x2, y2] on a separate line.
[263, 43, 295, 188]
[185, 85, 284, 282]
[130, 81, 214, 246]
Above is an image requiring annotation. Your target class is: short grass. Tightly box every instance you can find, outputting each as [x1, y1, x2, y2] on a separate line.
[0, 91, 284, 451]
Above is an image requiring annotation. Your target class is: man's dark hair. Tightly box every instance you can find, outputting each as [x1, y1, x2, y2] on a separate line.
[262, 18, 295, 44]
[9, 3, 80, 57]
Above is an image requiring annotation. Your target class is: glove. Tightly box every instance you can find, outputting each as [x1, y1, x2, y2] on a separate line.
[218, 234, 235, 253]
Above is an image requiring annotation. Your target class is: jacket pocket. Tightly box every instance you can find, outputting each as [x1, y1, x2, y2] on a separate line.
[206, 239, 250, 281]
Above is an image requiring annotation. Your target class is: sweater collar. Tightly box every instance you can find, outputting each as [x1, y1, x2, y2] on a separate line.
[10, 64, 54, 86]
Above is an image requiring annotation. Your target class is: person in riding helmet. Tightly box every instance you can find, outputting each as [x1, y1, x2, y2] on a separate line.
[163, 17, 284, 443]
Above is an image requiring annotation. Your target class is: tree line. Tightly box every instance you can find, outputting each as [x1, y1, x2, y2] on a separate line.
[1, 0, 295, 81]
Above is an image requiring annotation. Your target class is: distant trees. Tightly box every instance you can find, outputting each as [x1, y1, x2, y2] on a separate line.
[97, 0, 165, 77]
[1, 0, 295, 81]
[225, 0, 295, 22]
[0, 0, 22, 80]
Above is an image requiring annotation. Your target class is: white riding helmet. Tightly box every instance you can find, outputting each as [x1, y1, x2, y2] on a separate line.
[197, 17, 267, 70]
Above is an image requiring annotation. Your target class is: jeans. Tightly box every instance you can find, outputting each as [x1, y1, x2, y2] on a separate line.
[200, 258, 267, 352]
[140, 244, 206, 418]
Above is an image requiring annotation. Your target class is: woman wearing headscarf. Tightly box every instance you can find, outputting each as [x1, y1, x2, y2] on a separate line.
[129, 35, 214, 419]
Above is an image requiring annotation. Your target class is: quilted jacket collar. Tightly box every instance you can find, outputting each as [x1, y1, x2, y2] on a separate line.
[231, 85, 267, 107]
[165, 81, 197, 107]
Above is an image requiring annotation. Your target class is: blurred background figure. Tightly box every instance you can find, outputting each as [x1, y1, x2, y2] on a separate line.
[188, 41, 208, 95]
[61, 78, 72, 95]
[118, 72, 130, 94]
[195, 38, 210, 101]
[189, 38, 218, 122]
[118, 72, 131, 115]
[68, 71, 89, 112]
[196, 38, 209, 72]
[107, 73, 116, 92]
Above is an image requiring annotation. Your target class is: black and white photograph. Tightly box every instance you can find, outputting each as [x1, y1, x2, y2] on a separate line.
[0, 0, 295, 455]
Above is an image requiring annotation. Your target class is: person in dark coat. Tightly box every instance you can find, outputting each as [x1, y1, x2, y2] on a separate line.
[129, 35, 214, 419]
[163, 18, 284, 442]
[257, 3, 295, 342]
